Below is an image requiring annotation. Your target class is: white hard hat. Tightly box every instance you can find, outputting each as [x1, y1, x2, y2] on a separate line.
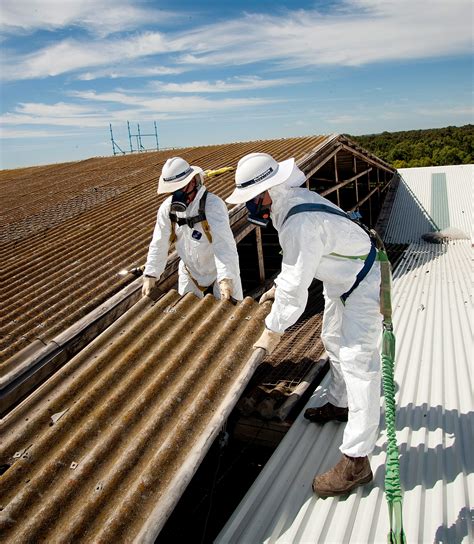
[226, 152, 295, 204]
[157, 157, 203, 194]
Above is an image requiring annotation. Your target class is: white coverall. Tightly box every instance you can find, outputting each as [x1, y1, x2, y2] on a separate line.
[144, 185, 243, 300]
[266, 183, 382, 457]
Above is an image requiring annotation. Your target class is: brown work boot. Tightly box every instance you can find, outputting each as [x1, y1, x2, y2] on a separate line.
[304, 403, 348, 423]
[312, 454, 373, 497]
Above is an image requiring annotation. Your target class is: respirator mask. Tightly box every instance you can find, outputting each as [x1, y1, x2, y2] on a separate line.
[170, 179, 198, 213]
[246, 195, 271, 228]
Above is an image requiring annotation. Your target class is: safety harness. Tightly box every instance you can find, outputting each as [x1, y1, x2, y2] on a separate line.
[283, 203, 378, 304]
[283, 202, 406, 542]
[169, 190, 213, 293]
[169, 190, 213, 245]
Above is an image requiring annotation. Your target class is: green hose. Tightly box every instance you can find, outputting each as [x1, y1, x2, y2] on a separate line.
[379, 249, 406, 544]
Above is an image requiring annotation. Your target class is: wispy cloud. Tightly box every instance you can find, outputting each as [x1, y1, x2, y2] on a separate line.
[1, 102, 109, 127]
[2, 33, 169, 80]
[173, 0, 472, 68]
[150, 75, 307, 93]
[71, 90, 282, 112]
[1, 91, 283, 130]
[77, 66, 186, 81]
[2, 0, 471, 81]
[0, 0, 172, 37]
[0, 128, 85, 139]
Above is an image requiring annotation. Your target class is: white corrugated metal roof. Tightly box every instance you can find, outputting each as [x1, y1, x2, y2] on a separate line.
[384, 164, 473, 243]
[217, 240, 473, 544]
[216, 165, 473, 544]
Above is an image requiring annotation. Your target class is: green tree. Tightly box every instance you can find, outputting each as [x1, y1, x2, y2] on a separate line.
[347, 124, 473, 168]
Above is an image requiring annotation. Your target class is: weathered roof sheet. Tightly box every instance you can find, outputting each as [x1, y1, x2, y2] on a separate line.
[0, 136, 329, 364]
[384, 164, 473, 243]
[216, 165, 473, 543]
[0, 291, 270, 542]
[0, 134, 394, 367]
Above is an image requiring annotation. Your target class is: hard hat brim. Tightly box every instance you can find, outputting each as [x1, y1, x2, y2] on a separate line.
[225, 158, 295, 204]
[157, 165, 203, 194]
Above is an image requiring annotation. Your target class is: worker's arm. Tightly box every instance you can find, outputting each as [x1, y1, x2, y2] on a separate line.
[143, 198, 173, 280]
[205, 195, 243, 299]
[265, 214, 324, 333]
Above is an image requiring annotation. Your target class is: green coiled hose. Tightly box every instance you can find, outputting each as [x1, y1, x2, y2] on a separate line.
[379, 249, 406, 544]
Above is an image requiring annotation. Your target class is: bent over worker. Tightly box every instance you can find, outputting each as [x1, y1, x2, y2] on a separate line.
[226, 152, 382, 497]
[143, 156, 243, 301]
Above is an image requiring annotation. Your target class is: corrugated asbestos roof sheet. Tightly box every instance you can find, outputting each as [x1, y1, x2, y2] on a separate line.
[0, 291, 270, 542]
[384, 164, 473, 243]
[216, 166, 473, 543]
[1, 135, 330, 364]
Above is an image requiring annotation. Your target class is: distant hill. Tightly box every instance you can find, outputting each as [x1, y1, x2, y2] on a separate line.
[347, 124, 473, 168]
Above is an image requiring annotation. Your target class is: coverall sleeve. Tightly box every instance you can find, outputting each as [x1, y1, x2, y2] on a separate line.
[265, 214, 325, 333]
[143, 200, 172, 280]
[205, 196, 241, 284]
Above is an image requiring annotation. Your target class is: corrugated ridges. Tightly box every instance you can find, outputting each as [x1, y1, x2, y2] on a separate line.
[0, 136, 328, 364]
[0, 291, 270, 543]
[384, 164, 473, 243]
[215, 239, 473, 543]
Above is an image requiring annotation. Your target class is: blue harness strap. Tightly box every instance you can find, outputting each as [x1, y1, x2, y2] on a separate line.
[283, 203, 377, 304]
[283, 203, 352, 224]
[339, 239, 376, 304]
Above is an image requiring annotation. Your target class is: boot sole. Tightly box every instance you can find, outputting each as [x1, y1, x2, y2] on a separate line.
[314, 472, 373, 498]
[304, 415, 348, 423]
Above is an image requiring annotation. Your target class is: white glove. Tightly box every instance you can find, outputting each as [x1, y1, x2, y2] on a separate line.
[218, 278, 233, 301]
[253, 328, 283, 355]
[142, 275, 157, 297]
[259, 285, 276, 304]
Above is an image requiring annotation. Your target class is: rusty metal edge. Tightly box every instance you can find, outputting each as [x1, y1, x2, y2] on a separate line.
[134, 347, 268, 544]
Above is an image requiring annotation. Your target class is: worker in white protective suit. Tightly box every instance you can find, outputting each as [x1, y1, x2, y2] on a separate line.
[226, 152, 382, 497]
[143, 157, 243, 301]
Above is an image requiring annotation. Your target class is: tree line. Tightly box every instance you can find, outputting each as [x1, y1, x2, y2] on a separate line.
[347, 124, 473, 168]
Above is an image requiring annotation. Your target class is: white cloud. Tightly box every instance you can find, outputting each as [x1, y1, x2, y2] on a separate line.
[1, 101, 109, 127]
[71, 90, 282, 112]
[14, 102, 102, 117]
[2, 33, 169, 80]
[0, 0, 172, 36]
[2, 0, 471, 81]
[0, 128, 84, 139]
[172, 0, 472, 68]
[77, 66, 185, 81]
[150, 75, 307, 93]
[0, 91, 283, 129]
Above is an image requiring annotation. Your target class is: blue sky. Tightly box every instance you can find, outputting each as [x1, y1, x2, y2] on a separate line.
[1, 0, 472, 169]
